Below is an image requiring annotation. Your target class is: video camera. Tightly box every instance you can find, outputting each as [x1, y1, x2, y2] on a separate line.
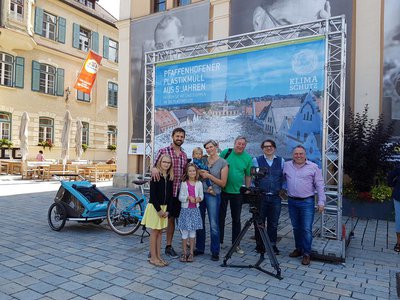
[240, 167, 269, 211]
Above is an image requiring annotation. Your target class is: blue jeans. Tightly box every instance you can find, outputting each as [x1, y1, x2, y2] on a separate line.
[255, 195, 281, 249]
[196, 193, 221, 255]
[288, 197, 315, 256]
[219, 192, 242, 245]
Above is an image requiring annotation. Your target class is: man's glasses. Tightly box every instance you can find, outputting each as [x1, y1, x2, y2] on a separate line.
[262, 145, 274, 149]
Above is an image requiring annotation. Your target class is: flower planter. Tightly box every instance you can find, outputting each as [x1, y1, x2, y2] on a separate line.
[342, 197, 395, 221]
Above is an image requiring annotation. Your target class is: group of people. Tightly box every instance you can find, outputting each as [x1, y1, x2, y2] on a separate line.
[141, 127, 326, 267]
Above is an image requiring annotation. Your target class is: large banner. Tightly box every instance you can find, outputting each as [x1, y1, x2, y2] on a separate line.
[383, 0, 400, 137]
[130, 1, 210, 146]
[154, 38, 326, 165]
[230, 0, 353, 113]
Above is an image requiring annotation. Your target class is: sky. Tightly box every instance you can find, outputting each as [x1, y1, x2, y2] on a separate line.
[97, 0, 120, 19]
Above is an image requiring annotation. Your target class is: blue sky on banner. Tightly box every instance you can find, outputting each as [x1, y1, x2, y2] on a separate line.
[155, 38, 325, 107]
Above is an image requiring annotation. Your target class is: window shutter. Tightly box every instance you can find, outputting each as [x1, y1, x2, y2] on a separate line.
[58, 17, 66, 44]
[14, 57, 25, 88]
[103, 36, 109, 59]
[31, 61, 41, 91]
[91, 31, 99, 53]
[72, 23, 80, 48]
[34, 7, 44, 35]
[56, 68, 65, 96]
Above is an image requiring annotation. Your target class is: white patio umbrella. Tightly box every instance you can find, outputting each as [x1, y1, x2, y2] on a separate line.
[75, 120, 83, 161]
[60, 110, 72, 167]
[19, 112, 30, 161]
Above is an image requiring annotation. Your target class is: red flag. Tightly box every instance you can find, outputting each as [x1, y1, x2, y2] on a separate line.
[74, 50, 102, 94]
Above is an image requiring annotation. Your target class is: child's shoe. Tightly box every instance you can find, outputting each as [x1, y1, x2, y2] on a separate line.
[179, 253, 187, 262]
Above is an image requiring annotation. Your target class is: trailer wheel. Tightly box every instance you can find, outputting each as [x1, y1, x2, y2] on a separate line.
[48, 202, 66, 231]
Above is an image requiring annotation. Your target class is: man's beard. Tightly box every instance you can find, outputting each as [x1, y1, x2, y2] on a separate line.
[173, 140, 183, 146]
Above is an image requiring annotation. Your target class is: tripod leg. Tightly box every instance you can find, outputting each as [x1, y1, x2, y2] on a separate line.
[222, 217, 253, 266]
[256, 225, 282, 279]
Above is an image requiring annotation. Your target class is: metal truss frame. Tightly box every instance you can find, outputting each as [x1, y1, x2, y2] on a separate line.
[144, 16, 346, 246]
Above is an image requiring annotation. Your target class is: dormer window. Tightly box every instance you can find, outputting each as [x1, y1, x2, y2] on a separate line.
[77, 0, 95, 9]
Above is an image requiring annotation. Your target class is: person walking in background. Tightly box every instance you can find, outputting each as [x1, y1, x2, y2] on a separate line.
[253, 139, 284, 255]
[142, 154, 174, 267]
[177, 163, 204, 262]
[219, 136, 252, 254]
[195, 139, 228, 261]
[152, 127, 188, 259]
[283, 145, 325, 266]
[192, 147, 216, 195]
[36, 150, 45, 162]
[388, 166, 400, 252]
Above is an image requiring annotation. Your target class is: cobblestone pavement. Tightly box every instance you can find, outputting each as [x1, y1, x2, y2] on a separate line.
[0, 178, 399, 299]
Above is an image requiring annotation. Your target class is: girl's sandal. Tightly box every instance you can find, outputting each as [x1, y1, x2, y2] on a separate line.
[186, 254, 194, 262]
[179, 254, 187, 262]
[394, 243, 400, 252]
[149, 260, 165, 267]
[160, 259, 169, 266]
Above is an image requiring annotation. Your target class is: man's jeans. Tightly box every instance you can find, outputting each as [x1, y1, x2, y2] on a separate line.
[219, 192, 242, 245]
[288, 197, 315, 255]
[196, 193, 221, 255]
[255, 194, 281, 249]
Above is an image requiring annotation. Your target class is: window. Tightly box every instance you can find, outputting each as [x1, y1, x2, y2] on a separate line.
[107, 126, 117, 146]
[82, 122, 89, 145]
[108, 82, 118, 107]
[154, 0, 166, 12]
[73, 24, 98, 52]
[32, 61, 64, 95]
[0, 53, 13, 87]
[39, 64, 56, 95]
[42, 11, 57, 40]
[77, 90, 90, 102]
[79, 27, 91, 52]
[176, 0, 191, 6]
[34, 8, 65, 43]
[0, 112, 11, 140]
[103, 37, 119, 62]
[10, 0, 23, 22]
[39, 117, 54, 143]
[109, 39, 118, 63]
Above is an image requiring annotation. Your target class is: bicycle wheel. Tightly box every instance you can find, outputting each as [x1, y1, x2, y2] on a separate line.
[48, 202, 67, 231]
[107, 192, 143, 235]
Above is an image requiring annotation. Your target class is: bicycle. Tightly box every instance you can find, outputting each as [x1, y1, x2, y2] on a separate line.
[106, 178, 150, 241]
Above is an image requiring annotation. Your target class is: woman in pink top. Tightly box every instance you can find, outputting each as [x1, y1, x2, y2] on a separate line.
[36, 150, 45, 162]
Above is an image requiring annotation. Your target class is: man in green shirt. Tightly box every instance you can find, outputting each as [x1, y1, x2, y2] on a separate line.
[219, 136, 252, 254]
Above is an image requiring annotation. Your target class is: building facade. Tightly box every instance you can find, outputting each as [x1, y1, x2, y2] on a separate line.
[114, 0, 386, 187]
[0, 0, 118, 162]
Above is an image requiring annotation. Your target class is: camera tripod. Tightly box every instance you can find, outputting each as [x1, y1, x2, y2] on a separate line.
[221, 206, 282, 280]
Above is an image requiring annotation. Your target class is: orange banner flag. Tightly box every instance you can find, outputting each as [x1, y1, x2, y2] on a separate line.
[74, 50, 102, 94]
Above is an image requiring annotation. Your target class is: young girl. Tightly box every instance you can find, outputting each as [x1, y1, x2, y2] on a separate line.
[177, 163, 204, 262]
[141, 154, 174, 267]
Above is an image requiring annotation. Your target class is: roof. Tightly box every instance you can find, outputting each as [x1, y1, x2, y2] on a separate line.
[155, 110, 178, 128]
[244, 100, 271, 117]
[60, 0, 117, 26]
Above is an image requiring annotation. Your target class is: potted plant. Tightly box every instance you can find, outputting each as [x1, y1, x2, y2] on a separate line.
[82, 143, 88, 152]
[38, 140, 54, 151]
[343, 105, 397, 219]
[0, 138, 13, 148]
[107, 144, 117, 151]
